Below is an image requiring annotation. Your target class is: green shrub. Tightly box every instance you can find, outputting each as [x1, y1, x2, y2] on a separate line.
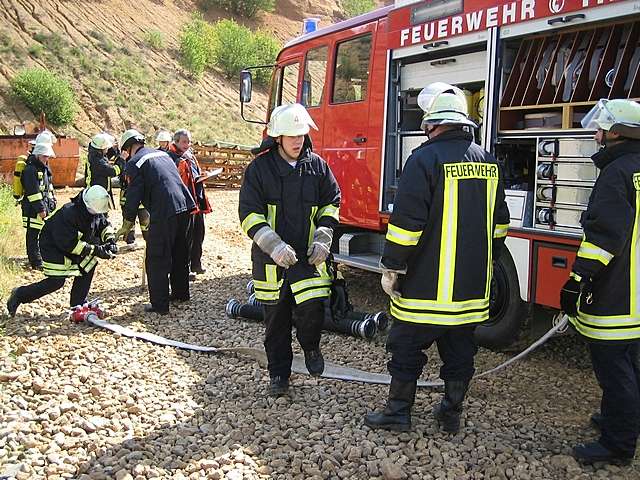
[252, 30, 280, 86]
[199, 0, 274, 18]
[179, 14, 216, 77]
[27, 44, 44, 58]
[144, 30, 165, 50]
[10, 68, 77, 126]
[32, 32, 66, 55]
[342, 0, 375, 17]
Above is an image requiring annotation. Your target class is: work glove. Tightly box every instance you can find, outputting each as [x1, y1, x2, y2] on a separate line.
[381, 270, 401, 300]
[253, 226, 298, 268]
[94, 244, 115, 260]
[307, 227, 333, 266]
[560, 276, 581, 317]
[104, 238, 118, 255]
[115, 220, 135, 241]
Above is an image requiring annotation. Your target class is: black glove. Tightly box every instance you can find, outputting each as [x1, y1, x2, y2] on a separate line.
[94, 244, 115, 260]
[105, 239, 118, 255]
[560, 277, 581, 316]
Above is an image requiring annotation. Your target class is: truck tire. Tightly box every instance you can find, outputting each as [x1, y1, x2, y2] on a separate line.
[475, 250, 526, 350]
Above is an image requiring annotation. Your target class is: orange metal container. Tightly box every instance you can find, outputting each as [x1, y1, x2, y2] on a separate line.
[0, 135, 80, 187]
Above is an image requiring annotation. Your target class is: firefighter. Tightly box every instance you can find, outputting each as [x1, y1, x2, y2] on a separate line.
[168, 129, 211, 276]
[85, 132, 121, 206]
[115, 149, 150, 245]
[20, 140, 57, 270]
[6, 185, 117, 316]
[559, 99, 640, 464]
[239, 103, 341, 396]
[156, 130, 172, 151]
[365, 83, 510, 432]
[116, 129, 195, 314]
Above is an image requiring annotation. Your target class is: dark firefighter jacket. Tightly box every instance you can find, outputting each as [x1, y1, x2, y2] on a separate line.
[85, 145, 121, 201]
[21, 155, 56, 231]
[39, 193, 114, 277]
[239, 144, 341, 306]
[569, 140, 640, 342]
[382, 129, 510, 327]
[123, 147, 195, 223]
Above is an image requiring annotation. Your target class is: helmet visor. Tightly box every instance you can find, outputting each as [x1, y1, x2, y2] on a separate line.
[581, 100, 616, 131]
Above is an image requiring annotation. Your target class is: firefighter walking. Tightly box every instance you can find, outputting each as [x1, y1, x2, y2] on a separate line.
[116, 129, 195, 315]
[239, 103, 341, 396]
[560, 99, 640, 464]
[7, 186, 116, 316]
[365, 83, 510, 432]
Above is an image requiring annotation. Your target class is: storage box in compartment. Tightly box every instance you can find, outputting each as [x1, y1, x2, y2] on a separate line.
[536, 183, 593, 207]
[401, 135, 428, 168]
[534, 244, 577, 309]
[505, 189, 533, 228]
[538, 138, 598, 157]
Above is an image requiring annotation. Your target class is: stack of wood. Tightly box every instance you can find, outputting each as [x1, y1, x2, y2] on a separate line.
[192, 142, 255, 189]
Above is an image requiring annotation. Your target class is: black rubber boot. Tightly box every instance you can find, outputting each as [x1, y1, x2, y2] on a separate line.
[590, 412, 603, 431]
[433, 379, 470, 433]
[573, 441, 633, 465]
[304, 349, 325, 377]
[269, 375, 289, 397]
[126, 230, 136, 245]
[6, 288, 20, 317]
[364, 378, 417, 431]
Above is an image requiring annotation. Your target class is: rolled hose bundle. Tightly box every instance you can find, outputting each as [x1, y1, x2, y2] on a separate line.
[226, 299, 377, 340]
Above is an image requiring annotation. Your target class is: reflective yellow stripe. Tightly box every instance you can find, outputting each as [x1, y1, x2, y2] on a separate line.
[43, 258, 81, 277]
[317, 204, 339, 221]
[255, 264, 281, 302]
[27, 192, 43, 202]
[493, 223, 509, 239]
[631, 187, 640, 316]
[386, 223, 422, 246]
[390, 303, 489, 325]
[392, 296, 489, 312]
[570, 316, 640, 341]
[101, 226, 115, 242]
[22, 216, 44, 230]
[438, 177, 458, 302]
[485, 178, 498, 297]
[114, 165, 121, 176]
[255, 290, 281, 301]
[80, 254, 98, 271]
[294, 287, 330, 305]
[577, 240, 614, 265]
[71, 240, 88, 256]
[290, 277, 332, 294]
[267, 204, 277, 230]
[308, 206, 318, 247]
[241, 213, 268, 234]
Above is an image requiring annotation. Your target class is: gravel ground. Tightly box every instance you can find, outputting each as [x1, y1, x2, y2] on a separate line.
[1, 189, 639, 480]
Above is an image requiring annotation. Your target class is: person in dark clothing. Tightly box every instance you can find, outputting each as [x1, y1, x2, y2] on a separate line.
[560, 99, 640, 464]
[7, 186, 116, 316]
[116, 129, 196, 315]
[20, 142, 57, 269]
[365, 83, 510, 433]
[85, 133, 121, 205]
[239, 103, 341, 396]
[168, 129, 212, 276]
[115, 151, 150, 244]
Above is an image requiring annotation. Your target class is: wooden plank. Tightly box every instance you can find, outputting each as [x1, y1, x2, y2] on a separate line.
[191, 142, 254, 189]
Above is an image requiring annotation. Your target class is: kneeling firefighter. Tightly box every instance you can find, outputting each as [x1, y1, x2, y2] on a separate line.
[239, 103, 341, 396]
[560, 99, 640, 464]
[7, 185, 117, 316]
[365, 83, 510, 433]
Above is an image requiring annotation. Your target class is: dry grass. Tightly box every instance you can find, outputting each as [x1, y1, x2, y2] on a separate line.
[0, 185, 23, 304]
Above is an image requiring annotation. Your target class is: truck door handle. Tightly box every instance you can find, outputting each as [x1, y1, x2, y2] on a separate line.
[430, 58, 456, 66]
[423, 40, 449, 50]
[552, 256, 567, 268]
[353, 136, 367, 144]
[548, 13, 585, 25]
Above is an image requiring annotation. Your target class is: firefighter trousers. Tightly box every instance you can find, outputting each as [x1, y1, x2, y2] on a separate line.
[263, 285, 324, 379]
[589, 341, 640, 457]
[14, 267, 95, 308]
[146, 212, 192, 312]
[386, 321, 478, 383]
[25, 227, 42, 268]
[190, 213, 205, 271]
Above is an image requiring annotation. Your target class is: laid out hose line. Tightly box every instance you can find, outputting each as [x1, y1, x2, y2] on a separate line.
[85, 313, 569, 388]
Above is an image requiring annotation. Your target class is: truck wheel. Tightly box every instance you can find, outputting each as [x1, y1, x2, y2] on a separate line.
[475, 251, 526, 350]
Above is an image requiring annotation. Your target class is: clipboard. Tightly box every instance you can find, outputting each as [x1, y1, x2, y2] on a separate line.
[196, 167, 223, 183]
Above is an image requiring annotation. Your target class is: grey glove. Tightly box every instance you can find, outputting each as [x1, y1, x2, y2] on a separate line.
[381, 270, 401, 300]
[115, 219, 135, 241]
[253, 226, 298, 268]
[307, 227, 333, 266]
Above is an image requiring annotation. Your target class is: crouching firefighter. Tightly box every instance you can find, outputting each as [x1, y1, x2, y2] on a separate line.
[7, 186, 117, 316]
[239, 103, 341, 396]
[365, 83, 510, 433]
[560, 99, 640, 465]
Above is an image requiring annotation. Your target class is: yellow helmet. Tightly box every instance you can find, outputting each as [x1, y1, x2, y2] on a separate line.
[418, 82, 477, 128]
[582, 99, 640, 138]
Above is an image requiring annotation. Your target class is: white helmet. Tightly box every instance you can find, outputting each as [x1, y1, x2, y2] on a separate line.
[29, 129, 57, 146]
[83, 185, 110, 214]
[120, 129, 145, 150]
[90, 132, 115, 150]
[32, 142, 56, 158]
[267, 103, 318, 137]
[156, 130, 172, 143]
[418, 82, 477, 128]
[582, 99, 640, 139]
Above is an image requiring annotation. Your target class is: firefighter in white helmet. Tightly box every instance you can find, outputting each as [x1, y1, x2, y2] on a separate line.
[85, 132, 122, 206]
[560, 99, 640, 464]
[239, 103, 341, 396]
[7, 185, 117, 316]
[156, 129, 172, 152]
[365, 83, 510, 433]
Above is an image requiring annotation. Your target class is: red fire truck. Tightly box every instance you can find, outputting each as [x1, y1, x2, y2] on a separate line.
[240, 0, 640, 348]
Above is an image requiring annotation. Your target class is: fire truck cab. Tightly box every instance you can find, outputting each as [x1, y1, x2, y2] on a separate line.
[240, 0, 640, 348]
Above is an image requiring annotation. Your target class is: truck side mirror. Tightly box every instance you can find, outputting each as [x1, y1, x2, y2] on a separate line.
[240, 70, 253, 104]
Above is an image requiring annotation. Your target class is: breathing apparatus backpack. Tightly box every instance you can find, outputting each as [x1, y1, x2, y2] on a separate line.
[12, 155, 28, 201]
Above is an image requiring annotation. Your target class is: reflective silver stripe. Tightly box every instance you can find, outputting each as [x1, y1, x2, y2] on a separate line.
[386, 223, 422, 246]
[577, 241, 614, 265]
[393, 297, 489, 312]
[390, 304, 488, 325]
[290, 277, 332, 294]
[570, 317, 640, 341]
[136, 151, 165, 168]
